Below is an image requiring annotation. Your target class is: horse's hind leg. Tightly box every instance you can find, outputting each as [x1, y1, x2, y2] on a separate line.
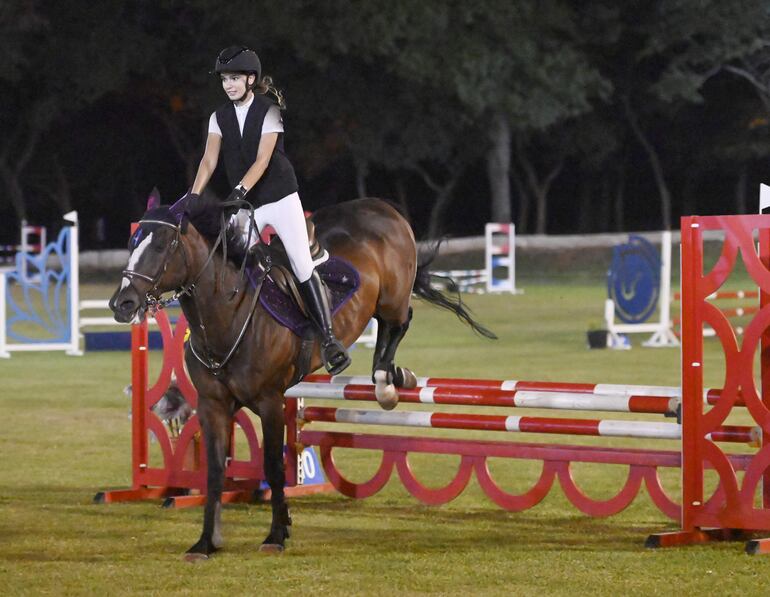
[258, 396, 292, 553]
[372, 307, 416, 410]
[185, 397, 233, 561]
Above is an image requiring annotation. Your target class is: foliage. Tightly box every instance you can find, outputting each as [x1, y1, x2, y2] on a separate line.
[0, 0, 769, 243]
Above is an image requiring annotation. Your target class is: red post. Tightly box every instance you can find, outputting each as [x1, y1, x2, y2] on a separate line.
[130, 319, 149, 488]
[679, 216, 704, 532]
[761, 227, 770, 509]
[128, 220, 148, 490]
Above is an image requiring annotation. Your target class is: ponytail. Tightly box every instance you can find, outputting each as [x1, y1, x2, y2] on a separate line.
[256, 75, 286, 109]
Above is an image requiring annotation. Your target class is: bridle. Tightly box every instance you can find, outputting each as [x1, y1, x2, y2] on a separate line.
[121, 218, 222, 311]
[121, 213, 266, 376]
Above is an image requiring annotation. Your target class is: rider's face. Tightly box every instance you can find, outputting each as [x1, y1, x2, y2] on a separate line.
[220, 72, 253, 101]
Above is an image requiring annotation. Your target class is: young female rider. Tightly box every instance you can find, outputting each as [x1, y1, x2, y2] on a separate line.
[189, 46, 350, 375]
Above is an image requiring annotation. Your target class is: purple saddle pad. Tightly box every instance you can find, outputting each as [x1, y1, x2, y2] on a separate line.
[256, 257, 360, 336]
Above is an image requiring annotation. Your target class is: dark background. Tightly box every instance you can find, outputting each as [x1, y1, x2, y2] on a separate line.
[2, 0, 769, 248]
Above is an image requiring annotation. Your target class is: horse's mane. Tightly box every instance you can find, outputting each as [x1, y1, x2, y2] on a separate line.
[150, 192, 246, 267]
[182, 193, 228, 244]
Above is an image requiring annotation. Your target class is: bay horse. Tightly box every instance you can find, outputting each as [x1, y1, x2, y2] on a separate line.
[109, 193, 494, 560]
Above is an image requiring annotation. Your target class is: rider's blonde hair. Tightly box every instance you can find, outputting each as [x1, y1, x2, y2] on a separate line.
[256, 76, 286, 110]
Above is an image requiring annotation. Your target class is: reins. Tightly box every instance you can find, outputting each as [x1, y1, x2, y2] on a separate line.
[123, 199, 268, 376]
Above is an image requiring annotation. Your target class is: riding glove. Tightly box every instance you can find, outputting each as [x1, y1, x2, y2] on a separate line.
[226, 184, 247, 203]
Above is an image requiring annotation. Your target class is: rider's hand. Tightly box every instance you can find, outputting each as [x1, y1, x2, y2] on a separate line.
[186, 192, 200, 202]
[226, 184, 247, 203]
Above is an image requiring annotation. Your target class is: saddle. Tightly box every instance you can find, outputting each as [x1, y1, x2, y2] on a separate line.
[238, 217, 359, 385]
[255, 218, 327, 317]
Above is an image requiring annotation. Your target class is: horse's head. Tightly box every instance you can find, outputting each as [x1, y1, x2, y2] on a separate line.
[109, 192, 191, 323]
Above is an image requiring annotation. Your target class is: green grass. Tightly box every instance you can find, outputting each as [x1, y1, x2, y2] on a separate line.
[1, 277, 768, 596]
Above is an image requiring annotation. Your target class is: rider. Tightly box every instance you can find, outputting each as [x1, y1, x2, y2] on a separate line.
[189, 45, 350, 375]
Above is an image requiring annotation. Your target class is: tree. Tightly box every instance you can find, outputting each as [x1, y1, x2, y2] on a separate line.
[273, 0, 611, 233]
[385, 1, 611, 231]
[595, 0, 768, 229]
[0, 1, 158, 224]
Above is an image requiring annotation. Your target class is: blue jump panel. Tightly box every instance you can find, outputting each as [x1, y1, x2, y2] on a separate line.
[85, 331, 164, 351]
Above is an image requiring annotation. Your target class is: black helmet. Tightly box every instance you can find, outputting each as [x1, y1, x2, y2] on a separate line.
[214, 46, 261, 78]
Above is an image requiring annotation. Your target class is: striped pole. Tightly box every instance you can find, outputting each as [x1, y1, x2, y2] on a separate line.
[299, 406, 759, 445]
[298, 375, 744, 407]
[287, 382, 678, 415]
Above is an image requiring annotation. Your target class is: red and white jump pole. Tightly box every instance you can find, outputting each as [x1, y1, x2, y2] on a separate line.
[299, 405, 758, 445]
[298, 374, 743, 407]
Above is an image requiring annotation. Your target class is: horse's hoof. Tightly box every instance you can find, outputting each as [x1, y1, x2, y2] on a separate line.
[375, 384, 399, 410]
[183, 552, 210, 563]
[398, 367, 418, 389]
[259, 543, 285, 554]
[373, 370, 399, 410]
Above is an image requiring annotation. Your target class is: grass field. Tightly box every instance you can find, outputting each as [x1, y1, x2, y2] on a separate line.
[2, 270, 769, 596]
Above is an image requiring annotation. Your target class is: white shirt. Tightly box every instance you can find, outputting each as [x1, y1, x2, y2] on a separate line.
[208, 95, 284, 137]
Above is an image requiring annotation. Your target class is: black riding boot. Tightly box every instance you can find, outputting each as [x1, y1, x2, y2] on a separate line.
[300, 270, 351, 375]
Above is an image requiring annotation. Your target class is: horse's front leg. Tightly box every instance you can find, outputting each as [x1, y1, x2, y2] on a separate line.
[185, 396, 233, 561]
[258, 396, 292, 553]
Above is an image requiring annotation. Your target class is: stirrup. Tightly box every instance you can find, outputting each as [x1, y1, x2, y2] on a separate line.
[322, 337, 351, 375]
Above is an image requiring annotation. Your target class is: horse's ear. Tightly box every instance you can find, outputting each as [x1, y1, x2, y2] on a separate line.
[146, 187, 161, 210]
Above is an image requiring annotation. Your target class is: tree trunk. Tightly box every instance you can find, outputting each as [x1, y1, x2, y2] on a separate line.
[0, 107, 47, 224]
[0, 162, 27, 222]
[414, 165, 460, 239]
[486, 111, 511, 223]
[535, 188, 548, 234]
[515, 135, 563, 235]
[354, 157, 368, 198]
[427, 185, 457, 239]
[51, 153, 73, 213]
[510, 164, 530, 234]
[623, 97, 672, 230]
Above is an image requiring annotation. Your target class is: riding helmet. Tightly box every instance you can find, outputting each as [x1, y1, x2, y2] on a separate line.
[214, 46, 261, 79]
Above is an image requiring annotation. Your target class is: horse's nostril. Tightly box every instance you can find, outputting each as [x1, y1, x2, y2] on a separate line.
[119, 299, 136, 313]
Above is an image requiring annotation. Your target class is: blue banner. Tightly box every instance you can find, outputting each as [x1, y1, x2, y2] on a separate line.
[5, 227, 72, 343]
[607, 235, 661, 324]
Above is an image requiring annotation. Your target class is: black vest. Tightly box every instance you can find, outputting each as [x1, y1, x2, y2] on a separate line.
[215, 94, 299, 206]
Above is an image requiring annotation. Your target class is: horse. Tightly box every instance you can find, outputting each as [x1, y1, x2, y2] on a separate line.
[109, 192, 494, 560]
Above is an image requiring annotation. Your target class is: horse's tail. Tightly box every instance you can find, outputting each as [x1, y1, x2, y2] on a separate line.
[412, 240, 498, 340]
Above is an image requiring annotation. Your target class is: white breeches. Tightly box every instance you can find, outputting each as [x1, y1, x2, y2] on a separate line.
[233, 192, 321, 283]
